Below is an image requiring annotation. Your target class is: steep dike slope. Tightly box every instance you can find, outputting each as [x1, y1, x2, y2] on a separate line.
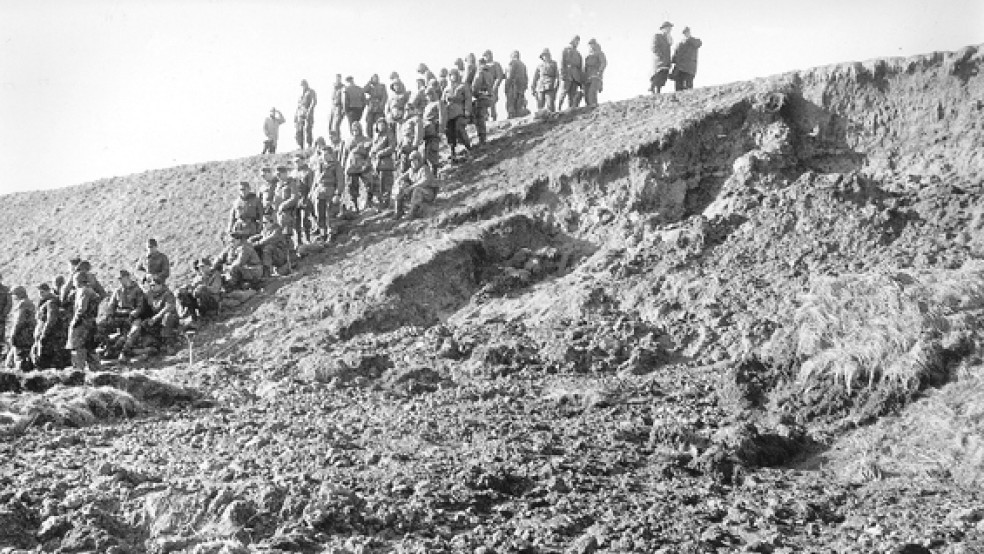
[1, 45, 984, 552]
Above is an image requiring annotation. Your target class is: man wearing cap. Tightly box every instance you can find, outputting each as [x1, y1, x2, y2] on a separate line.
[138, 275, 179, 355]
[272, 165, 300, 236]
[67, 273, 101, 371]
[137, 239, 170, 287]
[394, 151, 439, 219]
[471, 56, 497, 146]
[4, 286, 35, 371]
[0, 273, 9, 359]
[293, 156, 315, 244]
[177, 257, 222, 320]
[228, 181, 264, 238]
[214, 233, 264, 290]
[422, 84, 446, 174]
[650, 21, 674, 94]
[531, 48, 559, 112]
[329, 74, 345, 137]
[60, 260, 107, 305]
[32, 282, 70, 369]
[342, 76, 367, 135]
[297, 79, 318, 149]
[386, 73, 410, 129]
[311, 145, 344, 240]
[262, 107, 286, 154]
[671, 26, 703, 91]
[481, 50, 506, 121]
[443, 68, 471, 162]
[558, 35, 584, 111]
[250, 217, 292, 277]
[398, 102, 424, 173]
[583, 38, 608, 107]
[99, 270, 148, 360]
[504, 51, 529, 119]
[363, 74, 388, 141]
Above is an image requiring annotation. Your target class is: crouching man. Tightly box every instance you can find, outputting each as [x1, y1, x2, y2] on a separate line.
[98, 269, 148, 359]
[393, 151, 439, 219]
[250, 218, 292, 277]
[214, 232, 263, 290]
[133, 274, 179, 356]
[177, 257, 222, 321]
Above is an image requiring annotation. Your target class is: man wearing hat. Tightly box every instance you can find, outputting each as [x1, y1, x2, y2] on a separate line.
[250, 217, 292, 277]
[98, 270, 148, 360]
[297, 79, 318, 149]
[443, 68, 471, 163]
[393, 150, 439, 219]
[67, 273, 101, 371]
[583, 38, 608, 107]
[650, 21, 674, 94]
[471, 55, 497, 145]
[258, 167, 278, 214]
[363, 74, 388, 141]
[558, 35, 584, 111]
[214, 232, 264, 290]
[4, 286, 35, 371]
[329, 74, 345, 137]
[60, 259, 106, 306]
[421, 83, 445, 174]
[138, 274, 179, 356]
[137, 238, 170, 287]
[262, 107, 285, 154]
[531, 48, 559, 112]
[398, 101, 424, 173]
[481, 50, 505, 121]
[0, 273, 9, 360]
[293, 156, 315, 244]
[671, 26, 703, 91]
[32, 282, 70, 369]
[342, 76, 366, 135]
[504, 50, 529, 119]
[228, 181, 264, 238]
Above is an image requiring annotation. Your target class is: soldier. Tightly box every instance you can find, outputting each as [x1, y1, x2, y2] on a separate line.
[394, 151, 439, 220]
[443, 68, 471, 162]
[482, 50, 506, 121]
[4, 287, 35, 371]
[342, 76, 366, 134]
[228, 181, 264, 238]
[0, 273, 8, 360]
[342, 121, 372, 213]
[214, 233, 264, 290]
[138, 275, 180, 355]
[99, 270, 148, 360]
[671, 26, 702, 91]
[504, 50, 529, 118]
[293, 156, 315, 244]
[417, 63, 437, 86]
[311, 145, 344, 241]
[472, 56, 496, 146]
[369, 117, 398, 209]
[327, 130, 345, 162]
[532, 48, 559, 112]
[398, 103, 424, 173]
[298, 79, 317, 149]
[363, 74, 388, 140]
[262, 107, 285, 154]
[67, 273, 101, 371]
[258, 167, 278, 214]
[650, 21, 673, 94]
[32, 282, 70, 369]
[176, 257, 222, 321]
[557, 35, 584, 110]
[328, 74, 345, 137]
[408, 78, 428, 115]
[61, 259, 107, 305]
[583, 38, 608, 107]
[421, 83, 446, 175]
[386, 72, 410, 128]
[250, 217, 292, 277]
[137, 238, 170, 286]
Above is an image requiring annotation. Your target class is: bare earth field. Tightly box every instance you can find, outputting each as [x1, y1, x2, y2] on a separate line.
[1, 44, 984, 553]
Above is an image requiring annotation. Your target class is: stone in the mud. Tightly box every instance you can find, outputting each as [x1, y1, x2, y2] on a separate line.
[37, 514, 73, 542]
[567, 532, 599, 554]
[617, 346, 667, 375]
[437, 337, 463, 359]
[0, 370, 22, 393]
[23, 373, 56, 393]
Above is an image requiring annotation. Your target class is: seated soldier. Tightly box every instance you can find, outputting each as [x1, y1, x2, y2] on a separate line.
[177, 257, 222, 321]
[214, 232, 263, 290]
[250, 217, 292, 277]
[98, 270, 148, 359]
[135, 274, 179, 355]
[32, 282, 71, 370]
[393, 151, 440, 219]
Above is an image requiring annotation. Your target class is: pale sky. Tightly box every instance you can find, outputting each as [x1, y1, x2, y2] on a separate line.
[0, 0, 981, 195]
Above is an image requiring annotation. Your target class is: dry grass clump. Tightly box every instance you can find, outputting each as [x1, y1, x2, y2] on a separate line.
[766, 266, 984, 394]
[0, 386, 146, 430]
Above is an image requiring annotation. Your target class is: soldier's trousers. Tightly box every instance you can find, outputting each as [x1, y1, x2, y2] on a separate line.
[557, 78, 581, 110]
[506, 90, 526, 118]
[329, 107, 344, 136]
[473, 106, 489, 144]
[536, 90, 556, 112]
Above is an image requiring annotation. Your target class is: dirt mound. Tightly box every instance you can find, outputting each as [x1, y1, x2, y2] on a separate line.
[1, 44, 983, 552]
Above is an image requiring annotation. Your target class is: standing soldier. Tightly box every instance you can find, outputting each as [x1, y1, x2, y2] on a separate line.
[583, 38, 608, 107]
[4, 287, 35, 371]
[342, 122, 372, 213]
[67, 273, 101, 371]
[293, 156, 315, 244]
[386, 72, 409, 128]
[137, 238, 170, 287]
[0, 273, 8, 360]
[33, 283, 70, 369]
[363, 74, 388, 140]
[273, 165, 301, 246]
[262, 107, 285, 154]
[417, 63, 437, 86]
[482, 50, 506, 121]
[532, 48, 559, 112]
[311, 145, 343, 240]
[671, 26, 702, 91]
[650, 21, 673, 94]
[557, 35, 584, 110]
[369, 118, 397, 209]
[329, 74, 345, 137]
[398, 103, 424, 173]
[472, 56, 496, 146]
[298, 79, 317, 149]
[504, 50, 529, 118]
[443, 68, 471, 162]
[258, 167, 278, 214]
[228, 181, 264, 238]
[342, 76, 366, 135]
[421, 83, 446, 174]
